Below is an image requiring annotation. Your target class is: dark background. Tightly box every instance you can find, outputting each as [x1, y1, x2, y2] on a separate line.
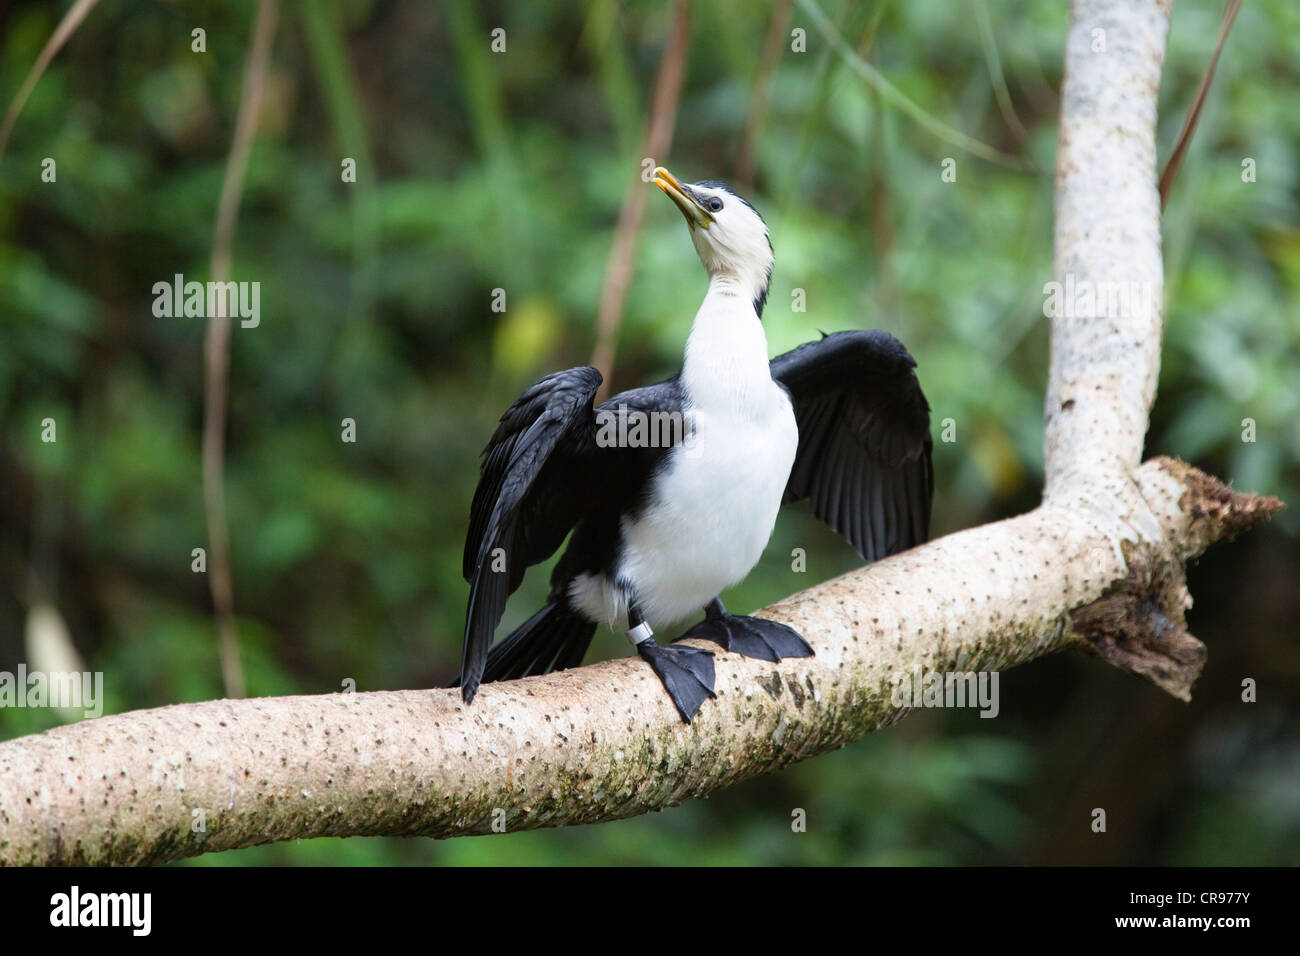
[0, 0, 1296, 864]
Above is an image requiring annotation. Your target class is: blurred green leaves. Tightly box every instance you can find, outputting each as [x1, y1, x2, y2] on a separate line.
[0, 0, 1295, 866]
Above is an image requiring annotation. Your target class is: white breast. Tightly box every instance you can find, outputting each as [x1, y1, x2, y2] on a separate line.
[568, 280, 797, 631]
[615, 392, 796, 626]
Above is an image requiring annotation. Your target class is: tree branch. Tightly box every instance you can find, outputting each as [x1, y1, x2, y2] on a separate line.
[0, 456, 1277, 865]
[0, 0, 1282, 866]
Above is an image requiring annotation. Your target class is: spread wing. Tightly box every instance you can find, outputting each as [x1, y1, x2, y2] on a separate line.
[460, 366, 603, 698]
[771, 330, 933, 562]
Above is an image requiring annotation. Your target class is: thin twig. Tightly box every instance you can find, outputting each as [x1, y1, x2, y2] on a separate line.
[795, 0, 1031, 170]
[203, 0, 281, 699]
[735, 0, 794, 189]
[589, 0, 691, 402]
[973, 0, 1027, 142]
[1158, 0, 1243, 209]
[775, 1, 873, 214]
[0, 0, 102, 159]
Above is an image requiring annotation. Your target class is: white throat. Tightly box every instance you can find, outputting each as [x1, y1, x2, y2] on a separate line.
[681, 273, 773, 409]
[585, 269, 796, 632]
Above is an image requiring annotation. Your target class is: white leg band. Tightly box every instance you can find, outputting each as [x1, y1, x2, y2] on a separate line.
[627, 621, 654, 645]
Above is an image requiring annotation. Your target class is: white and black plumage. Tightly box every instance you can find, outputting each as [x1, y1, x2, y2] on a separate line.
[456, 167, 933, 721]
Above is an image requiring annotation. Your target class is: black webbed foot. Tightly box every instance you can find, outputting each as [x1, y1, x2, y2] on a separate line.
[636, 641, 716, 722]
[680, 598, 814, 663]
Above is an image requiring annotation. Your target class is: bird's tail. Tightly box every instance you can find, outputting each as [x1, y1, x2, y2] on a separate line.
[457, 601, 596, 703]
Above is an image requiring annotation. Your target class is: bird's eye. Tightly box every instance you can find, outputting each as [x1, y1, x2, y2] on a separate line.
[707, 197, 723, 212]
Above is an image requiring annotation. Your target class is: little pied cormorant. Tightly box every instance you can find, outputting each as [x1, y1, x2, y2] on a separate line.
[457, 166, 933, 722]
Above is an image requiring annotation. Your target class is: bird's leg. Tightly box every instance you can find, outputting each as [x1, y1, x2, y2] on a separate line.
[626, 601, 716, 722]
[678, 597, 814, 663]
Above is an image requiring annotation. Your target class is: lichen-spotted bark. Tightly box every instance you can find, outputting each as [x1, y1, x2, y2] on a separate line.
[1039, 2, 1282, 704]
[0, 459, 1277, 865]
[1046, 0, 1174, 490]
[0, 0, 1283, 866]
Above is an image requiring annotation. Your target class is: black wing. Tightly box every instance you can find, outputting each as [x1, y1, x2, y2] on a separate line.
[771, 330, 933, 562]
[460, 366, 603, 699]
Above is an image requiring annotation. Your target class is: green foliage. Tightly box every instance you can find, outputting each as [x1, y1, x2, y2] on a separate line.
[0, 0, 1295, 865]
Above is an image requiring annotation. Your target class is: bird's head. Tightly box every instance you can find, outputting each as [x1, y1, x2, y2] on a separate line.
[653, 166, 773, 317]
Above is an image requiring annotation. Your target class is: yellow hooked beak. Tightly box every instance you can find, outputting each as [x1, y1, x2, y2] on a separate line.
[653, 166, 714, 230]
